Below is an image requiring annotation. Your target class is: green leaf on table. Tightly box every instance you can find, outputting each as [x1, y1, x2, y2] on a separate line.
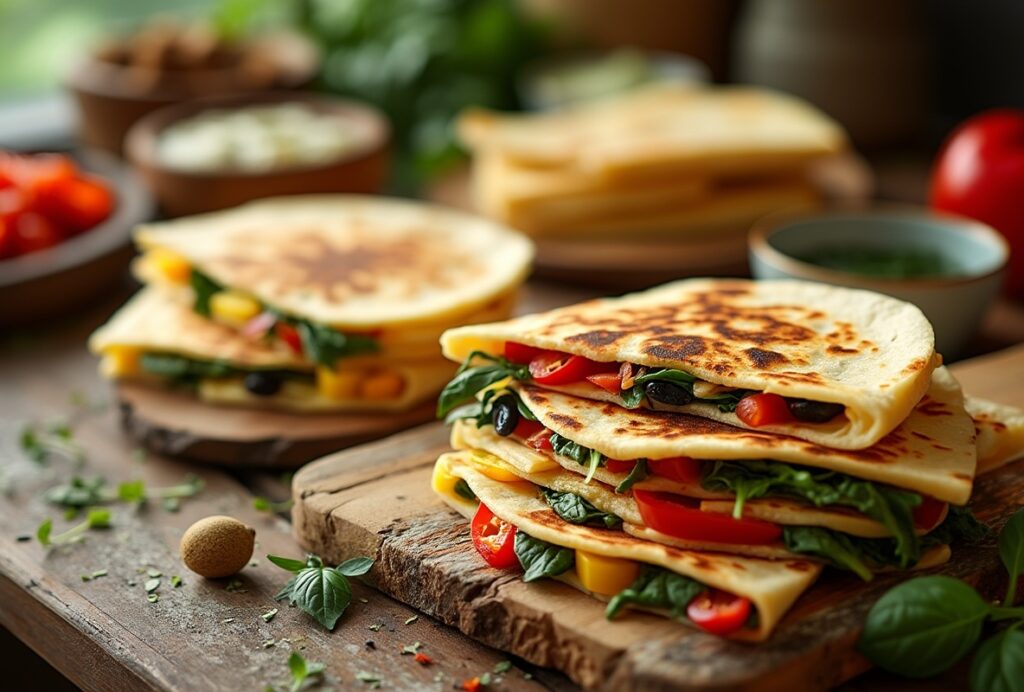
[118, 480, 147, 503]
[45, 476, 108, 508]
[36, 519, 52, 546]
[290, 566, 353, 630]
[288, 651, 325, 692]
[337, 557, 374, 577]
[999, 508, 1024, 606]
[969, 626, 1024, 692]
[858, 575, 989, 677]
[513, 531, 574, 582]
[267, 555, 308, 572]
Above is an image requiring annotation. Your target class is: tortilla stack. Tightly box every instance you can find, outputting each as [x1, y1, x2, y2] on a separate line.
[441, 278, 937, 450]
[90, 195, 533, 411]
[458, 84, 847, 238]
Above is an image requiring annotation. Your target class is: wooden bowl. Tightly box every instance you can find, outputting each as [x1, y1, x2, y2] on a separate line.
[66, 31, 319, 156]
[0, 150, 154, 325]
[124, 92, 391, 217]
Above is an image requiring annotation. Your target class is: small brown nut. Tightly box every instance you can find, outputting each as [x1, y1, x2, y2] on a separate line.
[180, 515, 255, 578]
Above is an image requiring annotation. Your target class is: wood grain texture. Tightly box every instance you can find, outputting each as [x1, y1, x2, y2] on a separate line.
[293, 349, 1024, 691]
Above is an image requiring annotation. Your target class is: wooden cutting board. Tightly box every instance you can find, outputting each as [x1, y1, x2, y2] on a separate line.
[291, 345, 1024, 691]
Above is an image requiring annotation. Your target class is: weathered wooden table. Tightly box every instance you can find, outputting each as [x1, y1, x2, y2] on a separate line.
[1, 276, 1022, 692]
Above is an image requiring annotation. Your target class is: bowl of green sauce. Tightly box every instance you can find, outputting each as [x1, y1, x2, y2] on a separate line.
[749, 208, 1009, 358]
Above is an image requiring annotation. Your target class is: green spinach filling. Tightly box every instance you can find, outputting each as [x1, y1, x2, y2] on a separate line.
[139, 353, 308, 386]
[189, 269, 379, 368]
[542, 489, 622, 529]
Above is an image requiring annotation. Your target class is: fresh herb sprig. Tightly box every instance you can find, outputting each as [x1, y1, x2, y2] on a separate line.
[437, 351, 530, 418]
[19, 419, 84, 465]
[269, 553, 373, 630]
[254, 497, 294, 514]
[44, 474, 204, 512]
[287, 651, 325, 692]
[36, 509, 112, 547]
[858, 508, 1024, 687]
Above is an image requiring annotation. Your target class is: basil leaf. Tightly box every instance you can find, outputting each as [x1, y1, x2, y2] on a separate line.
[290, 565, 353, 630]
[337, 557, 374, 577]
[140, 353, 239, 381]
[267, 555, 309, 572]
[858, 575, 988, 677]
[275, 574, 299, 601]
[782, 526, 873, 582]
[513, 531, 574, 582]
[444, 401, 485, 426]
[702, 460, 922, 567]
[190, 269, 223, 317]
[45, 476, 107, 508]
[454, 478, 477, 501]
[606, 566, 705, 620]
[437, 365, 511, 418]
[969, 627, 1024, 692]
[999, 508, 1024, 607]
[615, 460, 648, 493]
[543, 489, 622, 529]
[294, 320, 378, 368]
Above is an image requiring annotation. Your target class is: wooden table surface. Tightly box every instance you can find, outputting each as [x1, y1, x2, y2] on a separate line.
[1, 274, 1022, 692]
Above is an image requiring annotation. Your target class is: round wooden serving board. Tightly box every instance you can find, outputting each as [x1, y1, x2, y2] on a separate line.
[116, 382, 437, 468]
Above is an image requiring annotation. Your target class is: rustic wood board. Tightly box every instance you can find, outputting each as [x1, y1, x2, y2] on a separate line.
[116, 383, 438, 468]
[426, 155, 873, 290]
[292, 344, 1024, 691]
[0, 298, 565, 692]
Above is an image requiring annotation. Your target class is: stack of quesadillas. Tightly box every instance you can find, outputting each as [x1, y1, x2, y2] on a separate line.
[458, 85, 847, 238]
[90, 195, 533, 412]
[432, 279, 1024, 640]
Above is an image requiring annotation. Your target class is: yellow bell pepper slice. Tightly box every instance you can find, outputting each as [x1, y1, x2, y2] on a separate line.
[316, 367, 361, 400]
[147, 248, 191, 284]
[466, 449, 523, 483]
[209, 290, 262, 326]
[576, 550, 640, 596]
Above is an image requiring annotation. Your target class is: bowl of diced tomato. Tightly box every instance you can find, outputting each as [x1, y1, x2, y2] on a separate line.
[0, 150, 153, 324]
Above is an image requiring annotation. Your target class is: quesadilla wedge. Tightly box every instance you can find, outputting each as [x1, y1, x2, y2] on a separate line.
[440, 278, 937, 450]
[132, 195, 533, 369]
[967, 397, 1024, 475]
[441, 366, 985, 580]
[89, 288, 455, 412]
[433, 450, 824, 641]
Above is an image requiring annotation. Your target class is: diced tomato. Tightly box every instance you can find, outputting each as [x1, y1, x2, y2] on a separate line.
[0, 221, 13, 259]
[913, 496, 947, 531]
[633, 490, 782, 545]
[6, 153, 76, 195]
[647, 457, 704, 485]
[526, 428, 553, 452]
[686, 590, 752, 635]
[470, 502, 519, 570]
[528, 351, 616, 385]
[735, 393, 793, 427]
[12, 212, 62, 255]
[586, 371, 623, 394]
[504, 341, 544, 364]
[413, 652, 433, 665]
[38, 175, 114, 233]
[275, 322, 304, 354]
[461, 678, 482, 692]
[605, 458, 637, 474]
[512, 418, 545, 439]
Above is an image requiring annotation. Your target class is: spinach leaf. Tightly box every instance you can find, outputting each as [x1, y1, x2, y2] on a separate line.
[605, 566, 705, 620]
[436, 352, 530, 418]
[549, 432, 606, 483]
[969, 627, 1024, 692]
[782, 526, 873, 581]
[858, 575, 988, 678]
[190, 269, 223, 317]
[620, 368, 746, 412]
[542, 489, 621, 529]
[445, 387, 537, 429]
[702, 460, 922, 567]
[513, 531, 574, 582]
[292, 319, 378, 367]
[615, 460, 649, 493]
[269, 553, 373, 631]
[1000, 509, 1024, 607]
[454, 478, 477, 501]
[927, 505, 991, 546]
[140, 353, 239, 381]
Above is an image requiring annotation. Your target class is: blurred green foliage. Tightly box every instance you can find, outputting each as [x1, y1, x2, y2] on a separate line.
[217, 0, 549, 189]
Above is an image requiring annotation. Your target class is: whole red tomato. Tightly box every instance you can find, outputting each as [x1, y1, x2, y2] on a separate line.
[930, 109, 1024, 298]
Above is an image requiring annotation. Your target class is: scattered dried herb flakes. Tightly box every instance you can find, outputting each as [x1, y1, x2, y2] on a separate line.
[144, 578, 161, 593]
[368, 624, 381, 632]
[356, 671, 382, 688]
[400, 642, 422, 655]
[493, 661, 512, 674]
[226, 579, 247, 593]
[81, 569, 108, 582]
[262, 608, 278, 622]
[147, 594, 159, 603]
[170, 575, 183, 588]
[404, 615, 418, 625]
[147, 568, 162, 578]
[222, 618, 235, 624]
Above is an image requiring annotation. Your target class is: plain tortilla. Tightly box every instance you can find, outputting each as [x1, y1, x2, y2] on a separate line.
[441, 278, 937, 451]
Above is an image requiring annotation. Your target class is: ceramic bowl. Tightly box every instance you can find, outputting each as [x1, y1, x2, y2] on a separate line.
[0, 150, 153, 325]
[749, 208, 1009, 358]
[125, 92, 390, 217]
